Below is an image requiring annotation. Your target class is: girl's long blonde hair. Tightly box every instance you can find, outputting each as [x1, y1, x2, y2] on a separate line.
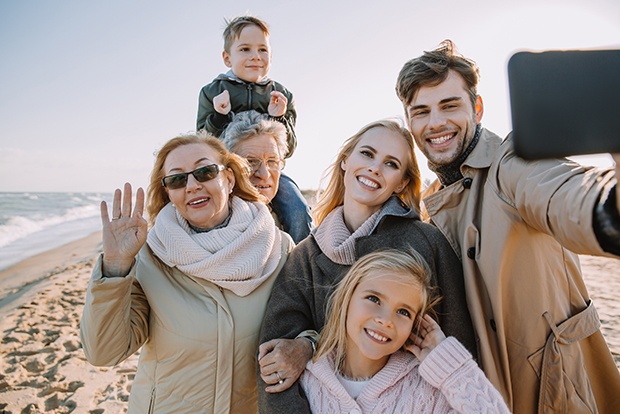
[312, 119, 421, 226]
[314, 249, 440, 371]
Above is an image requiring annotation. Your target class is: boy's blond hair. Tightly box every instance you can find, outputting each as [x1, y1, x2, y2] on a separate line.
[223, 15, 270, 53]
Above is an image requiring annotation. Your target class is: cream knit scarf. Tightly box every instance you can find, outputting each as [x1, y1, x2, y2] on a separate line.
[313, 206, 381, 265]
[147, 197, 282, 297]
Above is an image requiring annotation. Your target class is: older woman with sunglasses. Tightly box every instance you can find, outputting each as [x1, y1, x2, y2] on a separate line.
[80, 131, 293, 413]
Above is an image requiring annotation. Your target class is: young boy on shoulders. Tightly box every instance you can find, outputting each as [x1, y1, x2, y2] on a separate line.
[196, 15, 311, 243]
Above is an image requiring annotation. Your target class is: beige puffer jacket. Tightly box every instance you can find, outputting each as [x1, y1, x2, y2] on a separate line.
[81, 235, 292, 414]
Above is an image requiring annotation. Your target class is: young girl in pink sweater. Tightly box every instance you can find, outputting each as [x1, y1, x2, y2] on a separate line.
[300, 249, 510, 413]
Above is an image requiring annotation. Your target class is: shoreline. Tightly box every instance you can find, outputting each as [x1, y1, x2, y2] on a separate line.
[0, 231, 102, 314]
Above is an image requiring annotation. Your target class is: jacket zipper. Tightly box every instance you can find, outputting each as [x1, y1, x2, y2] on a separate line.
[247, 84, 253, 108]
[148, 386, 156, 413]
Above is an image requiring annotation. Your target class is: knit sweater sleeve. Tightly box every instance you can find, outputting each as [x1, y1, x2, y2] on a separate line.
[418, 337, 511, 413]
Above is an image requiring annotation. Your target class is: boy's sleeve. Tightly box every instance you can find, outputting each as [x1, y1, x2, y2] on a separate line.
[196, 83, 232, 136]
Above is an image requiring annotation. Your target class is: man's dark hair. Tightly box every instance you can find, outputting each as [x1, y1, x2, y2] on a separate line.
[396, 40, 480, 108]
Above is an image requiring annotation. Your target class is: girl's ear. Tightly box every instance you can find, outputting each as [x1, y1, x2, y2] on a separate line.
[340, 158, 347, 171]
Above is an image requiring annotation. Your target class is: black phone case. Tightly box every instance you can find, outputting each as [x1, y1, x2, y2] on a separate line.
[508, 49, 620, 160]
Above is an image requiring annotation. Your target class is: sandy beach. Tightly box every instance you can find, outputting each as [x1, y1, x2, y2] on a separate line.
[0, 233, 618, 413]
[0, 233, 140, 413]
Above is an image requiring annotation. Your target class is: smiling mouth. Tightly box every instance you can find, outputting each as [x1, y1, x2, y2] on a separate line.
[188, 198, 209, 206]
[357, 176, 379, 189]
[428, 132, 455, 145]
[365, 328, 389, 342]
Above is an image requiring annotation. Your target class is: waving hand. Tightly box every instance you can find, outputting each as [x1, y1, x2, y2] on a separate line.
[100, 183, 148, 277]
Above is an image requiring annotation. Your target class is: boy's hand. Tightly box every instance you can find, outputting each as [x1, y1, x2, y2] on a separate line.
[405, 314, 446, 362]
[268, 91, 287, 117]
[213, 90, 231, 115]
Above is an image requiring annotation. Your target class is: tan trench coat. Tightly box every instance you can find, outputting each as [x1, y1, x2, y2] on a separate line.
[81, 236, 292, 414]
[423, 128, 620, 413]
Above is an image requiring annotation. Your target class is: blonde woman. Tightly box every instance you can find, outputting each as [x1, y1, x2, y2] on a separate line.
[257, 119, 476, 413]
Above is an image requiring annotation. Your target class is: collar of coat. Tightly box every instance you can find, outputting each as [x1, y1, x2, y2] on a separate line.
[425, 127, 505, 194]
[215, 70, 272, 86]
[310, 195, 419, 240]
[459, 127, 504, 172]
[370, 195, 420, 233]
[309, 196, 421, 277]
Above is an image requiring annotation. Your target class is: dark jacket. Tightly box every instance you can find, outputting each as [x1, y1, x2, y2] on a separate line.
[257, 198, 476, 413]
[196, 72, 297, 157]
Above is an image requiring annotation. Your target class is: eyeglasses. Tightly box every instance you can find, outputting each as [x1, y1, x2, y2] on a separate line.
[161, 164, 226, 189]
[246, 157, 284, 172]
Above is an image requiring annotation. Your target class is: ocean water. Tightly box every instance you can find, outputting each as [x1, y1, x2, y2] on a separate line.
[0, 192, 111, 270]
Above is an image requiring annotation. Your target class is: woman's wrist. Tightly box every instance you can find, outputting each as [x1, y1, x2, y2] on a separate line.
[296, 330, 320, 356]
[102, 255, 134, 278]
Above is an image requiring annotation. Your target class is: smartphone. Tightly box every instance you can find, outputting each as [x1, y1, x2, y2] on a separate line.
[507, 49, 620, 160]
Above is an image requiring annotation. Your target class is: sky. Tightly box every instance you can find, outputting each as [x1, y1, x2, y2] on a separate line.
[1, 0, 619, 193]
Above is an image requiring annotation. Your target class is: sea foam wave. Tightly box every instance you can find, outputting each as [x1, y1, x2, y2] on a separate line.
[0, 204, 99, 248]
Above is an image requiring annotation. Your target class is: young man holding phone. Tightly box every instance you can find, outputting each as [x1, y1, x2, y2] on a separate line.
[396, 40, 620, 413]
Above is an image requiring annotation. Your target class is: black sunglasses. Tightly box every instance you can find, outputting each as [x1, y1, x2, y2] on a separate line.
[162, 164, 226, 189]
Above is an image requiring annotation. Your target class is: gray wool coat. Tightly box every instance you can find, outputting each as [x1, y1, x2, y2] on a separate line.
[257, 197, 476, 414]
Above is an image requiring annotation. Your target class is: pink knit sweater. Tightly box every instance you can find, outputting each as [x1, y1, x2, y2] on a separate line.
[300, 337, 510, 413]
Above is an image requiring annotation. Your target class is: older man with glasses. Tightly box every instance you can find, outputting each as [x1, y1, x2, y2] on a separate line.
[222, 110, 312, 243]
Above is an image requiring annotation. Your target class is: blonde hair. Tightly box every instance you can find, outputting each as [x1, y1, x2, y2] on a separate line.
[312, 119, 422, 225]
[146, 131, 263, 226]
[314, 249, 440, 370]
[223, 15, 270, 53]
